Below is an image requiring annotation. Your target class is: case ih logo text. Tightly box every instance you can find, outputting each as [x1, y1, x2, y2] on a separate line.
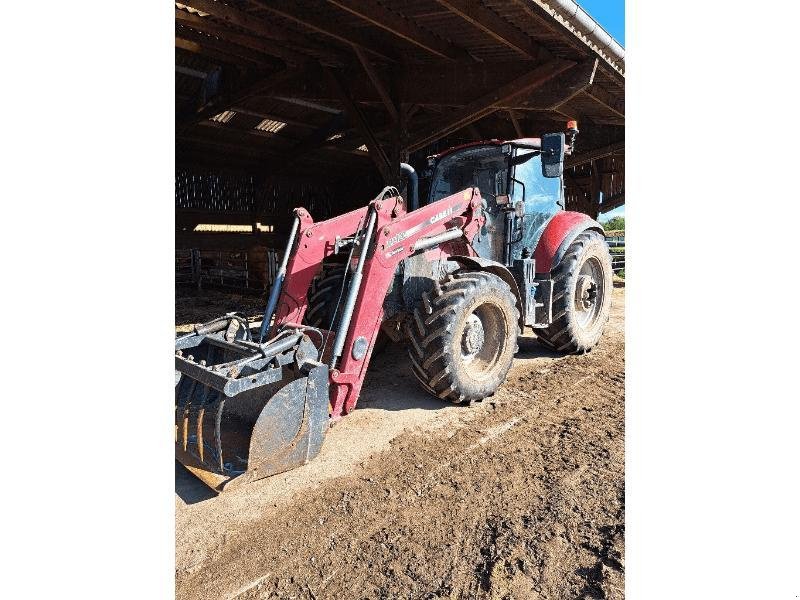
[386, 204, 460, 249]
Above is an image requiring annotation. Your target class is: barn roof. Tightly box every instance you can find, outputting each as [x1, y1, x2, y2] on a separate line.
[175, 0, 624, 214]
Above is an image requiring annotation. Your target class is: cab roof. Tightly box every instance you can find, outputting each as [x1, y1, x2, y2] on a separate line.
[430, 138, 542, 162]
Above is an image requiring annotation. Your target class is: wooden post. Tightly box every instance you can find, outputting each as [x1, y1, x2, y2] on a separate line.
[589, 160, 602, 220]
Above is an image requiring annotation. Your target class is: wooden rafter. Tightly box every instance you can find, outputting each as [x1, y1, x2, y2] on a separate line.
[175, 8, 311, 66]
[511, 58, 598, 111]
[180, 0, 347, 66]
[582, 83, 625, 118]
[507, 111, 524, 137]
[432, 0, 546, 60]
[353, 46, 399, 123]
[179, 68, 296, 129]
[251, 0, 398, 62]
[506, 0, 625, 79]
[325, 68, 393, 183]
[176, 35, 265, 67]
[407, 59, 575, 152]
[326, 0, 471, 61]
[601, 191, 625, 212]
[566, 141, 624, 169]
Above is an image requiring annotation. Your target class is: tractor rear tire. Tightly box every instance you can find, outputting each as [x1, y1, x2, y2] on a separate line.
[535, 230, 612, 353]
[406, 271, 519, 404]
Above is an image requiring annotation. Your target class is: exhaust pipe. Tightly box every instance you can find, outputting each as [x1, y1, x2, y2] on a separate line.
[400, 163, 418, 211]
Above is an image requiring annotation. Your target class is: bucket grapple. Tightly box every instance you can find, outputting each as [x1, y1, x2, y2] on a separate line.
[175, 317, 329, 492]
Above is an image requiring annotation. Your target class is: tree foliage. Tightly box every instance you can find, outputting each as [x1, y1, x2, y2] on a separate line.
[602, 216, 625, 231]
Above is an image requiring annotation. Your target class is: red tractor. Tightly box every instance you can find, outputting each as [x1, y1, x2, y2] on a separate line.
[175, 123, 613, 491]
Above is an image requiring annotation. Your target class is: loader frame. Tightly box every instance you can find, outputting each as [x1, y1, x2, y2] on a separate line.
[271, 187, 485, 419]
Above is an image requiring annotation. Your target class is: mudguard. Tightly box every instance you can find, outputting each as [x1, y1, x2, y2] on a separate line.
[448, 255, 525, 328]
[533, 211, 604, 274]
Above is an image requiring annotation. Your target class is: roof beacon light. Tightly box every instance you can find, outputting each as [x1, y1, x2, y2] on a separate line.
[565, 120, 579, 155]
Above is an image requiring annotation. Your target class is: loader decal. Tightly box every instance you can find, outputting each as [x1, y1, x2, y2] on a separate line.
[385, 203, 461, 249]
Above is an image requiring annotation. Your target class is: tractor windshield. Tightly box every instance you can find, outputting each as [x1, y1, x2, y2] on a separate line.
[428, 145, 509, 204]
[509, 148, 563, 260]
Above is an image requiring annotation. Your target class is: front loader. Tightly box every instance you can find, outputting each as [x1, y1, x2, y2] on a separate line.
[175, 122, 613, 492]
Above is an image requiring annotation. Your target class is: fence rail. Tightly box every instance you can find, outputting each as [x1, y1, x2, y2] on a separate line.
[176, 247, 280, 293]
[606, 236, 625, 274]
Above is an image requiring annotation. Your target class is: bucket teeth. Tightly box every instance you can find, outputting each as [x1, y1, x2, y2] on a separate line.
[197, 407, 205, 462]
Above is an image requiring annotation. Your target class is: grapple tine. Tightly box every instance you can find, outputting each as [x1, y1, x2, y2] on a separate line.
[197, 407, 205, 462]
[215, 398, 226, 472]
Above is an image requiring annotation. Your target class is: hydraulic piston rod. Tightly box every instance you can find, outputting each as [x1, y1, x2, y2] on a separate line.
[259, 215, 301, 343]
[329, 207, 378, 369]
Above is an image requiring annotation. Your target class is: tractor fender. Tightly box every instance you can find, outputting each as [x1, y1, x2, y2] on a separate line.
[533, 211, 604, 274]
[448, 256, 525, 328]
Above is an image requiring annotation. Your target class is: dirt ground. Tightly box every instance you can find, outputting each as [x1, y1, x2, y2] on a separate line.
[176, 286, 625, 600]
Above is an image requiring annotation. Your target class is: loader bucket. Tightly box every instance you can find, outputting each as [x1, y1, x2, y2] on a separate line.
[175, 319, 330, 492]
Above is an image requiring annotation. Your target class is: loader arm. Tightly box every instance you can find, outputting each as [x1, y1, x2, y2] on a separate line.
[274, 187, 485, 418]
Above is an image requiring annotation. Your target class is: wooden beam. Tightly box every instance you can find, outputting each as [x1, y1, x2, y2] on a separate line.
[353, 46, 399, 123]
[326, 0, 471, 61]
[176, 65, 207, 80]
[179, 68, 296, 129]
[506, 0, 625, 79]
[432, 0, 546, 60]
[566, 141, 624, 169]
[581, 83, 625, 118]
[251, 0, 398, 62]
[548, 59, 598, 109]
[181, 0, 346, 66]
[325, 68, 394, 183]
[601, 191, 625, 212]
[267, 61, 533, 107]
[589, 160, 601, 219]
[507, 111, 524, 137]
[407, 59, 574, 152]
[175, 8, 310, 66]
[270, 96, 341, 115]
[176, 30, 273, 67]
[266, 112, 350, 172]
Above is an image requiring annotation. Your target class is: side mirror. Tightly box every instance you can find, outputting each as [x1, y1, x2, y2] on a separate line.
[541, 132, 565, 178]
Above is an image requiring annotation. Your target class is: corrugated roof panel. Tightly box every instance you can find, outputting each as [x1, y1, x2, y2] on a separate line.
[210, 110, 236, 124]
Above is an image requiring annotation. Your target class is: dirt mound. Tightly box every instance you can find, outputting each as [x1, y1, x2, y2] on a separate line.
[176, 289, 625, 599]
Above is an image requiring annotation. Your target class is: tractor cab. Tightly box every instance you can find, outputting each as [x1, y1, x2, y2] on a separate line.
[426, 128, 573, 266]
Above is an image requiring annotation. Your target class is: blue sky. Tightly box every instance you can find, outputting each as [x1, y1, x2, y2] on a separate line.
[578, 0, 624, 46]
[577, 1, 624, 220]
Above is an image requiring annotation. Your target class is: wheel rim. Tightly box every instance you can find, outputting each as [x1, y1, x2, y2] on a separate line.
[459, 302, 507, 379]
[574, 256, 606, 329]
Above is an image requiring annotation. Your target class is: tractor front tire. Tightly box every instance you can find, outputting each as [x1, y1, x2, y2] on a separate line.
[535, 230, 612, 353]
[406, 271, 519, 404]
[304, 262, 348, 330]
